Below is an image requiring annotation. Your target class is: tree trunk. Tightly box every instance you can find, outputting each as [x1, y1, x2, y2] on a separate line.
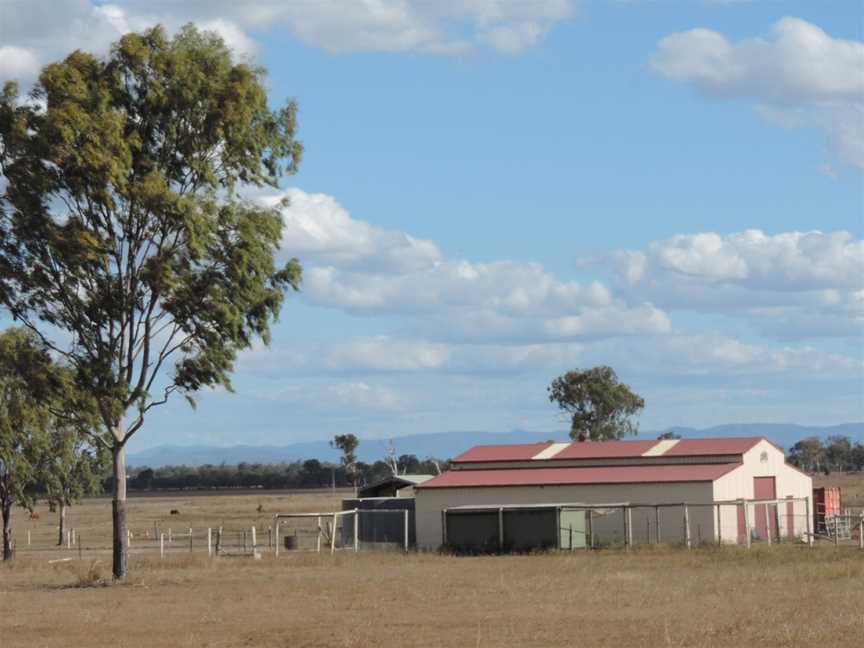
[2, 501, 13, 561]
[112, 439, 128, 580]
[57, 503, 66, 546]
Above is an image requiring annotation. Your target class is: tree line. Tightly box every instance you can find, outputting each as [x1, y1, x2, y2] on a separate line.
[787, 436, 864, 474]
[124, 455, 446, 492]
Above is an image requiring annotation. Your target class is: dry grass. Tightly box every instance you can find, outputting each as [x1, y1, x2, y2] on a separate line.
[1, 486, 863, 648]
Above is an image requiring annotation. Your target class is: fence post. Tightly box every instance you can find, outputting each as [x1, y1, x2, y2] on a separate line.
[268, 527, 272, 550]
[655, 506, 661, 544]
[217, 527, 223, 555]
[716, 504, 722, 545]
[330, 512, 338, 555]
[683, 505, 691, 550]
[403, 509, 410, 552]
[765, 504, 771, 546]
[251, 526, 257, 552]
[274, 521, 279, 557]
[859, 519, 863, 550]
[588, 510, 594, 549]
[627, 507, 633, 549]
[243, 530, 248, 552]
[622, 507, 628, 550]
[805, 497, 812, 547]
[354, 509, 359, 553]
[207, 528, 212, 557]
[160, 533, 165, 559]
[498, 507, 504, 552]
[66, 530, 71, 549]
[744, 501, 751, 549]
[316, 516, 322, 553]
[442, 509, 448, 548]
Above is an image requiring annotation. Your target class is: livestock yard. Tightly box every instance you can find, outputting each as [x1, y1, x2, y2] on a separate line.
[1, 480, 863, 648]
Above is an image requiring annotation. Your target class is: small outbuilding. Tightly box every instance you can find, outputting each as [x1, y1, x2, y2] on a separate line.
[415, 437, 812, 550]
[358, 474, 435, 498]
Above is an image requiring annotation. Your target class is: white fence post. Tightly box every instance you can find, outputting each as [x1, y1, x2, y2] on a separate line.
[330, 513, 338, 555]
[683, 505, 691, 550]
[160, 533, 165, 559]
[353, 510, 359, 553]
[207, 528, 212, 557]
[404, 509, 410, 552]
[251, 526, 257, 552]
[316, 516, 322, 553]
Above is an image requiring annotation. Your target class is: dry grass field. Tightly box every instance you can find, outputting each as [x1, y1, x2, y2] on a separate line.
[1, 480, 863, 648]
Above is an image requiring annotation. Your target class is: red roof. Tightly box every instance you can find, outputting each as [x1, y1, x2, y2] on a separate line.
[416, 463, 742, 489]
[552, 440, 658, 460]
[451, 443, 553, 463]
[662, 438, 763, 456]
[450, 437, 769, 463]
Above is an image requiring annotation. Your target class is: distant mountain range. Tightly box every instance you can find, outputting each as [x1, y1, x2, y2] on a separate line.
[127, 422, 864, 468]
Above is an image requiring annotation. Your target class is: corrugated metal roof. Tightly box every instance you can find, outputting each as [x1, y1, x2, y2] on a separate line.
[416, 463, 742, 489]
[661, 437, 763, 456]
[451, 442, 553, 463]
[551, 440, 658, 460]
[451, 437, 768, 463]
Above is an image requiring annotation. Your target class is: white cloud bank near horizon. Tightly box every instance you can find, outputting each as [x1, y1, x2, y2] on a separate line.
[651, 17, 864, 170]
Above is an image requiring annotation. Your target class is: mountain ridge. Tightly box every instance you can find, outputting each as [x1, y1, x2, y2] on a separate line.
[127, 422, 864, 467]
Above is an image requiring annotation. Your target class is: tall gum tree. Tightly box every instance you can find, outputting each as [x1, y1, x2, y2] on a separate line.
[0, 25, 303, 579]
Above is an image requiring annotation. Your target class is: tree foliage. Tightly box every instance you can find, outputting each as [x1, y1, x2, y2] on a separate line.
[0, 328, 55, 559]
[788, 435, 864, 474]
[548, 366, 645, 441]
[331, 434, 359, 486]
[0, 24, 302, 579]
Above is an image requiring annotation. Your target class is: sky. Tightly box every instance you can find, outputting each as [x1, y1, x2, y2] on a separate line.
[0, 0, 862, 451]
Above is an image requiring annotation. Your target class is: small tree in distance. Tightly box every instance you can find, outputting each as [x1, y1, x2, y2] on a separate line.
[331, 434, 359, 491]
[548, 366, 645, 442]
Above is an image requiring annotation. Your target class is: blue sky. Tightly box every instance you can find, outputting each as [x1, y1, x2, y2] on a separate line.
[1, 1, 862, 451]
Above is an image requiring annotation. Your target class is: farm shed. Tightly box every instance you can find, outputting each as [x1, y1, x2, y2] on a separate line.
[342, 497, 416, 547]
[414, 437, 812, 550]
[357, 474, 434, 498]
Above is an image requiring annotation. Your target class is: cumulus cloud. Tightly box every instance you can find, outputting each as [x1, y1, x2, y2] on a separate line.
[0, 0, 575, 85]
[650, 17, 864, 169]
[272, 189, 442, 273]
[599, 229, 864, 339]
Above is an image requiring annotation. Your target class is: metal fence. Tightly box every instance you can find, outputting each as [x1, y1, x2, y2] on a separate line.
[273, 508, 411, 555]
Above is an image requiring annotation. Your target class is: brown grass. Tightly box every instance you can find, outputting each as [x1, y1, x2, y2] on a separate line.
[1, 484, 863, 647]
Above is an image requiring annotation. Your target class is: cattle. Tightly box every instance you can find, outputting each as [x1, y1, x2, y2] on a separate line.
[29, 512, 40, 521]
[169, 509, 180, 515]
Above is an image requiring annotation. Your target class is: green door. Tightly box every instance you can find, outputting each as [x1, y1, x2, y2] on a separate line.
[559, 510, 587, 549]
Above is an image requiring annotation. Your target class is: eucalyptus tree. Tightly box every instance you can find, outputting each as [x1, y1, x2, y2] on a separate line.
[548, 366, 645, 441]
[0, 25, 302, 578]
[0, 328, 54, 560]
[43, 417, 108, 546]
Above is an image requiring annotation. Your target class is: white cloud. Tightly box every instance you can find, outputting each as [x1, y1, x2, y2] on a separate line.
[650, 17, 864, 169]
[0, 0, 575, 85]
[0, 46, 40, 82]
[273, 189, 442, 273]
[241, 332, 863, 381]
[261, 380, 405, 411]
[600, 229, 864, 339]
[264, 187, 670, 344]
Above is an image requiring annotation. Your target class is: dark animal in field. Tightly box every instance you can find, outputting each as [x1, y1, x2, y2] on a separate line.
[170, 509, 180, 515]
[29, 512, 40, 520]
[256, 504, 264, 513]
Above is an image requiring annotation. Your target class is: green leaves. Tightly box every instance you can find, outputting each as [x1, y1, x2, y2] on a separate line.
[0, 24, 302, 441]
[548, 366, 645, 441]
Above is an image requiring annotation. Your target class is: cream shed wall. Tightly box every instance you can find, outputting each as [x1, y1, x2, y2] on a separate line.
[415, 482, 716, 550]
[712, 440, 812, 543]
